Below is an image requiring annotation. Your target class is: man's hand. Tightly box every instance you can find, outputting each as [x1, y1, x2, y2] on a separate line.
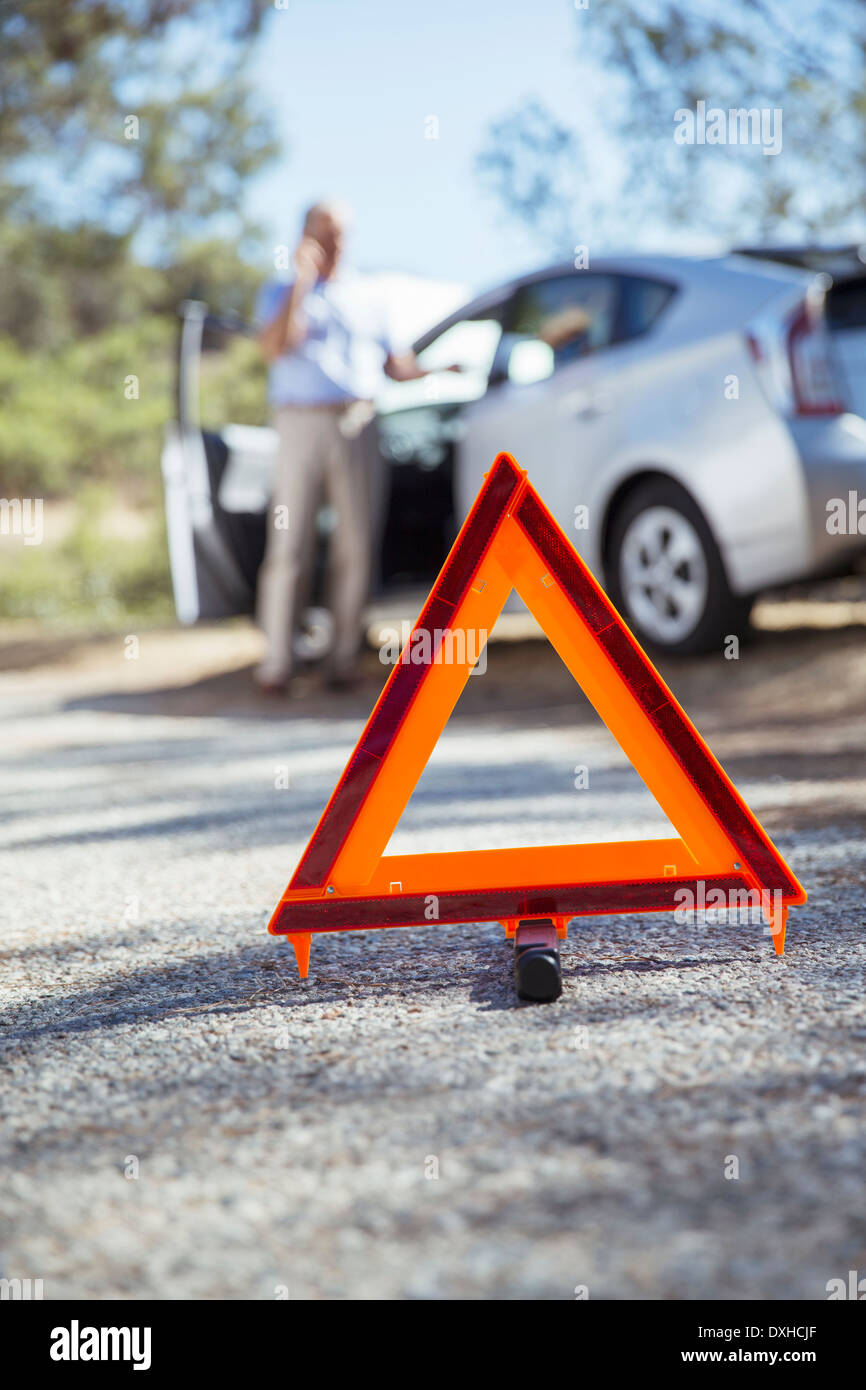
[259, 240, 325, 362]
[293, 235, 325, 286]
[384, 354, 465, 382]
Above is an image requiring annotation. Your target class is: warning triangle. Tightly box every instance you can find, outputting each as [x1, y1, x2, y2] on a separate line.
[268, 453, 805, 973]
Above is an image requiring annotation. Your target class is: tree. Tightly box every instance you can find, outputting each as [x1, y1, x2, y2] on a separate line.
[476, 0, 866, 248]
[476, 101, 586, 258]
[0, 0, 281, 622]
[0, 0, 279, 344]
[0, 1, 277, 232]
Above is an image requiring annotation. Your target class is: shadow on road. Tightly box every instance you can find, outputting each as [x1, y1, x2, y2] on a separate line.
[47, 621, 866, 731]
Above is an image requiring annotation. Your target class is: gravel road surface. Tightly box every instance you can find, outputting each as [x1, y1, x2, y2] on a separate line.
[1, 609, 865, 1300]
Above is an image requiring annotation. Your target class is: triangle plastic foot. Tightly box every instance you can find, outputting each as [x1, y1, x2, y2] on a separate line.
[288, 932, 311, 978]
[767, 905, 787, 956]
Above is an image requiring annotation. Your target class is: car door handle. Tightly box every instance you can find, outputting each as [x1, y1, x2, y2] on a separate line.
[559, 388, 611, 421]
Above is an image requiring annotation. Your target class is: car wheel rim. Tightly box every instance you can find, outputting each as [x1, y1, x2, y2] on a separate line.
[619, 506, 708, 645]
[293, 606, 335, 662]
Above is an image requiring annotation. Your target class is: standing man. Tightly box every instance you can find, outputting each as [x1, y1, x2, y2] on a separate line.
[255, 200, 431, 693]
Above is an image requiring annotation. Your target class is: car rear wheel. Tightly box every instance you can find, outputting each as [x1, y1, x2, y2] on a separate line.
[607, 479, 751, 654]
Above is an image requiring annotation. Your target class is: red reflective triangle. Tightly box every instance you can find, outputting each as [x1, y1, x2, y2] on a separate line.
[268, 454, 805, 973]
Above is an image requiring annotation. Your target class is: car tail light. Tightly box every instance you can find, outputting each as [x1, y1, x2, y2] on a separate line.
[786, 298, 846, 415]
[746, 283, 846, 417]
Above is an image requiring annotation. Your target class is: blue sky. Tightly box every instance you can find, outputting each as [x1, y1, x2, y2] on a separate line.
[243, 0, 866, 299]
[27, 0, 810, 309]
[246, 0, 652, 295]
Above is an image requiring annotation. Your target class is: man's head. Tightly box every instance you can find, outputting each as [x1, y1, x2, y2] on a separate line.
[302, 201, 348, 277]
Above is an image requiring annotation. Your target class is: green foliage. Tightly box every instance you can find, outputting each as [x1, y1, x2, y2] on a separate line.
[0, 1, 280, 626]
[0, 1, 277, 242]
[0, 220, 136, 350]
[0, 488, 173, 624]
[200, 334, 268, 431]
[152, 238, 266, 322]
[0, 218, 267, 353]
[0, 317, 174, 496]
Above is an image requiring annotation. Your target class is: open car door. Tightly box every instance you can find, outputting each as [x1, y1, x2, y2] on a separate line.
[160, 299, 274, 622]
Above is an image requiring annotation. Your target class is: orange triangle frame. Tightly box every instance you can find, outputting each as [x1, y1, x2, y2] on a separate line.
[268, 453, 805, 975]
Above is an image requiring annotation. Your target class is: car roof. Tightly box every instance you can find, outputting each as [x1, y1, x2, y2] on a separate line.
[414, 252, 813, 349]
[733, 243, 866, 283]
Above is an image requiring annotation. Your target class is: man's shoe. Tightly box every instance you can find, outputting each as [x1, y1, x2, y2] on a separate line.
[254, 675, 291, 696]
[325, 670, 362, 693]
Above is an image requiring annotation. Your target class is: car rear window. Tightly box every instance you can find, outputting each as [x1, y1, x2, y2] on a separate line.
[616, 276, 676, 341]
[825, 277, 866, 331]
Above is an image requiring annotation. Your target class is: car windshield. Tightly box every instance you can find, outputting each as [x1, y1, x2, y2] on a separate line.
[377, 317, 503, 412]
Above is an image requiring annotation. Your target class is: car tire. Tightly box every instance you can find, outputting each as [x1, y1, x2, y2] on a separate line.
[606, 478, 752, 655]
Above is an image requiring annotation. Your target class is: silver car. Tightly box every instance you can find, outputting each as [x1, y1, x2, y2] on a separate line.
[393, 253, 866, 652]
[164, 255, 866, 655]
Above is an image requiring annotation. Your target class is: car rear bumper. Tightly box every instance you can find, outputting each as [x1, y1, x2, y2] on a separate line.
[790, 413, 866, 571]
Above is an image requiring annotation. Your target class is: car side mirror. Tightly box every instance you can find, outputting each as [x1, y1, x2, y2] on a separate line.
[507, 338, 555, 385]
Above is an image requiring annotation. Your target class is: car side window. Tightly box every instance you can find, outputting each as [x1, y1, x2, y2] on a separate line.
[615, 275, 677, 342]
[507, 274, 620, 367]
